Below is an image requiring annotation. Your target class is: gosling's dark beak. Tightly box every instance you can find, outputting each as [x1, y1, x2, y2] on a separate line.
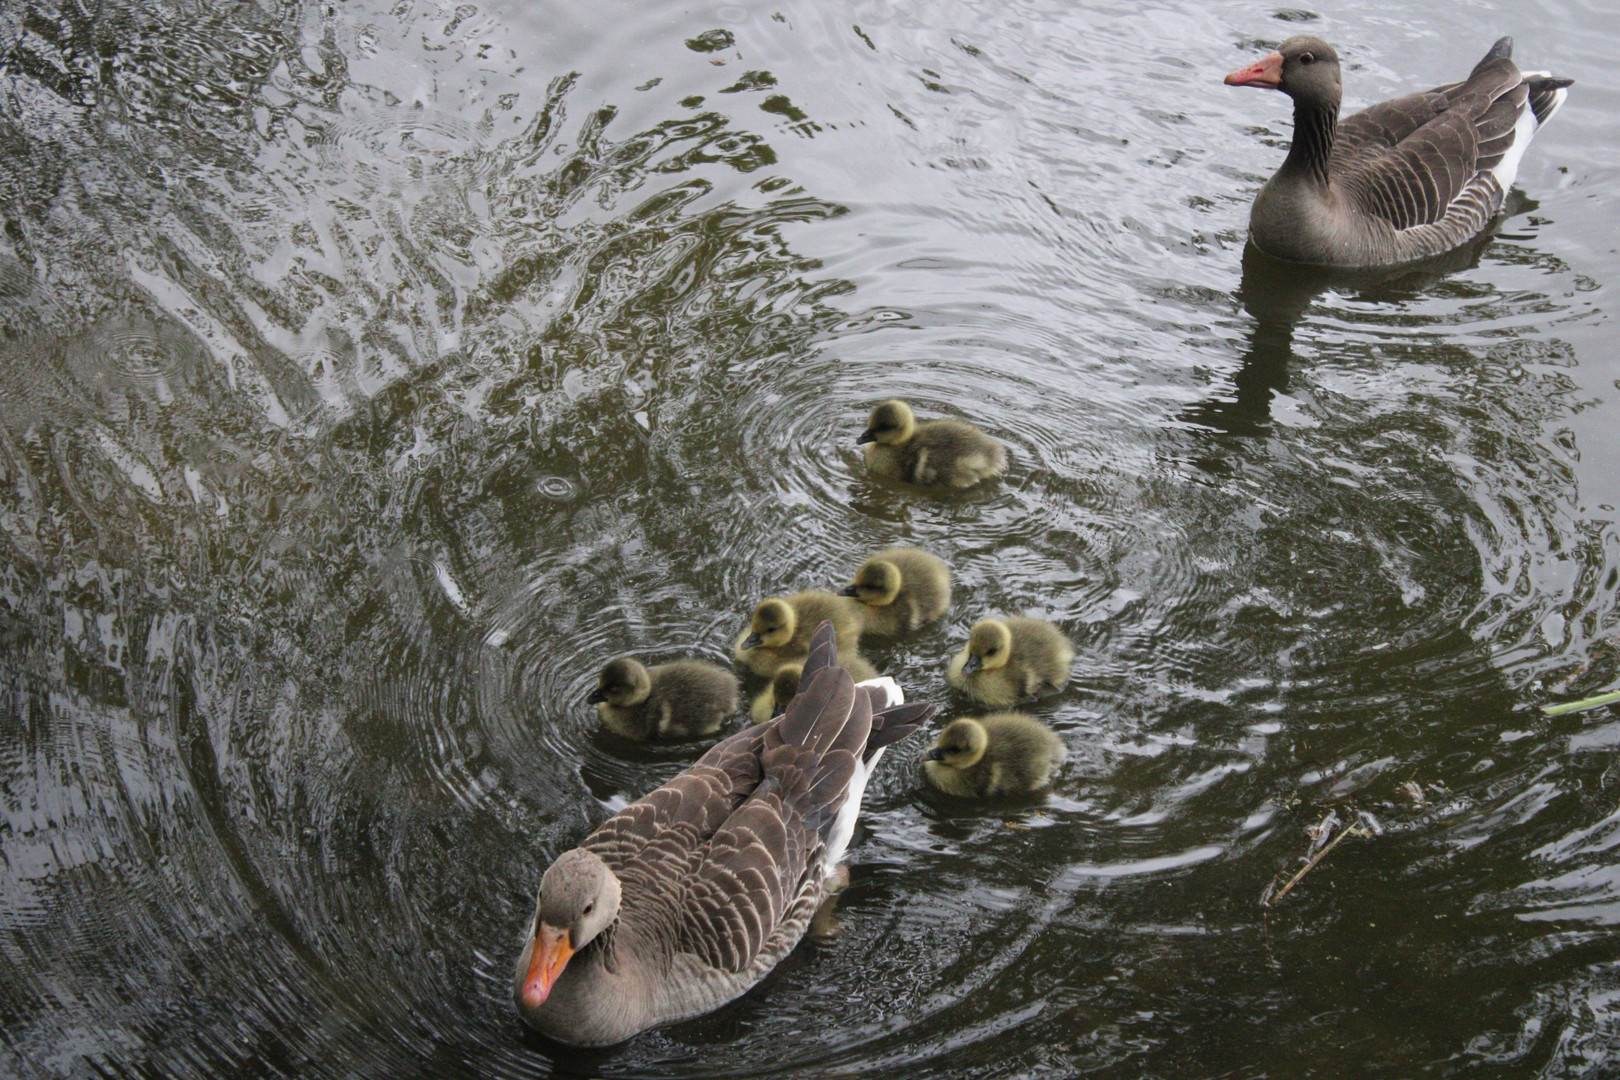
[742, 632, 763, 650]
[856, 428, 877, 445]
[962, 653, 982, 675]
[838, 584, 860, 597]
[925, 747, 947, 761]
[771, 702, 787, 718]
[586, 687, 608, 704]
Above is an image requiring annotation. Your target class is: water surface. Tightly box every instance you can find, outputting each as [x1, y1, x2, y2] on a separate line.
[2, 0, 1618, 1077]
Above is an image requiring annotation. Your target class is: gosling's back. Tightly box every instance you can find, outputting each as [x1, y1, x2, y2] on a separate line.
[848, 547, 952, 639]
[948, 617, 1074, 707]
[597, 660, 739, 741]
[733, 591, 864, 677]
[865, 417, 1006, 490]
[925, 713, 1067, 797]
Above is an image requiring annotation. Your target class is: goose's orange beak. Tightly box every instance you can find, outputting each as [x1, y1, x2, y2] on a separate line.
[519, 923, 574, 1009]
[1225, 51, 1283, 89]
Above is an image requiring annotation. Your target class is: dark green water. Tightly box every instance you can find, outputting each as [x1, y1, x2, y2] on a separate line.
[2, 1, 1618, 1077]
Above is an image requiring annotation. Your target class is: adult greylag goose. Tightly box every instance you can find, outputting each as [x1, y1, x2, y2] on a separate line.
[514, 622, 936, 1046]
[1225, 36, 1571, 267]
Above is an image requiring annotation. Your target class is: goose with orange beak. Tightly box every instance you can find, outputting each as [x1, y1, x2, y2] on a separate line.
[513, 621, 936, 1046]
[1221, 35, 1572, 267]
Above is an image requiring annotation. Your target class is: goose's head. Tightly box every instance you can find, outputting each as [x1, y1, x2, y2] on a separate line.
[961, 619, 1013, 675]
[840, 557, 902, 607]
[588, 657, 651, 708]
[925, 717, 989, 770]
[518, 849, 622, 1010]
[742, 598, 797, 650]
[858, 399, 917, 447]
[1225, 36, 1340, 103]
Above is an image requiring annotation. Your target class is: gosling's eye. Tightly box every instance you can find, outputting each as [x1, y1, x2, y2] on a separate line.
[1300, 52, 1315, 65]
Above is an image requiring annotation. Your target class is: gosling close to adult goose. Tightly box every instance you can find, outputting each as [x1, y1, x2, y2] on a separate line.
[923, 713, 1067, 798]
[840, 547, 952, 639]
[1225, 36, 1571, 268]
[858, 399, 1007, 490]
[734, 591, 864, 677]
[589, 657, 739, 742]
[751, 655, 879, 724]
[947, 617, 1074, 707]
[515, 622, 937, 1046]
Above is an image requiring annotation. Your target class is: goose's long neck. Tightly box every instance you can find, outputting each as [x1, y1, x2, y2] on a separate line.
[1281, 92, 1338, 188]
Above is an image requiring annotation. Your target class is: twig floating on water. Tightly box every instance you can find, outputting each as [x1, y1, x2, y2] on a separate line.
[1261, 811, 1375, 908]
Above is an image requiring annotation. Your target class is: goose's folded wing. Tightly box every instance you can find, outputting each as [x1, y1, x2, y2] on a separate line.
[1339, 52, 1526, 231]
[581, 726, 768, 871]
[677, 788, 815, 972]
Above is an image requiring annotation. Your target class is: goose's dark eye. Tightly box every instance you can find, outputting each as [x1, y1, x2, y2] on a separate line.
[583, 902, 594, 916]
[1300, 52, 1315, 65]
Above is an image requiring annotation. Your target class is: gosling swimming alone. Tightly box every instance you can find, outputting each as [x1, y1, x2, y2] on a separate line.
[840, 547, 952, 639]
[749, 654, 880, 723]
[923, 713, 1067, 797]
[858, 399, 1007, 490]
[734, 591, 865, 677]
[947, 617, 1074, 707]
[589, 657, 740, 741]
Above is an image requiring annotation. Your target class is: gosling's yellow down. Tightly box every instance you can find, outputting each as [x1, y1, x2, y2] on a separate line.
[858, 399, 1006, 490]
[749, 654, 880, 724]
[923, 713, 1067, 797]
[589, 657, 739, 741]
[946, 617, 1073, 707]
[733, 591, 864, 677]
[840, 547, 951, 639]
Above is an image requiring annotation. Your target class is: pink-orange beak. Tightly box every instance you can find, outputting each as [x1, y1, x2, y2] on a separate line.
[1225, 51, 1284, 89]
[519, 923, 575, 1009]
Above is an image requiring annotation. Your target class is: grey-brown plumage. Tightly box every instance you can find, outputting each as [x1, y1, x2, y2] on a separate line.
[947, 617, 1074, 707]
[859, 399, 1007, 489]
[840, 547, 952, 639]
[589, 657, 739, 742]
[1225, 36, 1571, 267]
[923, 714, 1067, 797]
[515, 623, 937, 1046]
[751, 655, 879, 723]
[733, 591, 865, 677]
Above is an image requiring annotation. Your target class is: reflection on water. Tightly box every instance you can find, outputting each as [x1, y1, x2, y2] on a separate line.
[1, 0, 1618, 1076]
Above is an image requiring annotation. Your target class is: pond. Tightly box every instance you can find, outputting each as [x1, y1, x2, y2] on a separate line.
[2, 0, 1618, 1077]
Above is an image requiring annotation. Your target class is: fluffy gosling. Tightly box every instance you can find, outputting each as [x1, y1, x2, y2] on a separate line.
[589, 657, 739, 742]
[947, 617, 1073, 707]
[840, 546, 951, 639]
[858, 399, 1007, 490]
[750, 654, 880, 724]
[923, 714, 1067, 797]
[733, 592, 865, 677]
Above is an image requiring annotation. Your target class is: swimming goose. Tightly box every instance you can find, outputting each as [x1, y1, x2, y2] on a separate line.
[923, 713, 1067, 797]
[589, 657, 739, 742]
[840, 547, 952, 639]
[515, 622, 936, 1046]
[858, 399, 1007, 490]
[947, 617, 1073, 707]
[734, 591, 865, 677]
[1225, 36, 1571, 267]
[751, 655, 879, 724]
